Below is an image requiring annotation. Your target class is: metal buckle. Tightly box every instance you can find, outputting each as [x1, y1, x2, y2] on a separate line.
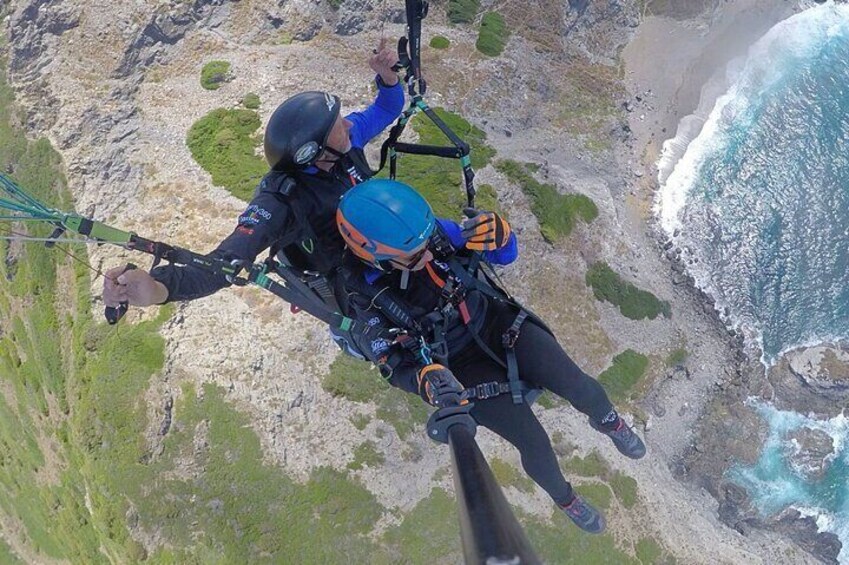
[502, 329, 519, 349]
[475, 382, 500, 400]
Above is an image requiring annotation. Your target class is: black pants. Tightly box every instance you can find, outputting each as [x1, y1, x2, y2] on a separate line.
[451, 319, 614, 505]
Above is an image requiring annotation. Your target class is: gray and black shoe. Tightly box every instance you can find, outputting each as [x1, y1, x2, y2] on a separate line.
[590, 417, 646, 459]
[560, 495, 606, 534]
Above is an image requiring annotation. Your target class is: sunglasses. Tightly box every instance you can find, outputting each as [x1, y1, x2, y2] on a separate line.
[388, 244, 430, 270]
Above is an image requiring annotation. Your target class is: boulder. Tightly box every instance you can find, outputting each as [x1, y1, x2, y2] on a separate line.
[785, 427, 834, 481]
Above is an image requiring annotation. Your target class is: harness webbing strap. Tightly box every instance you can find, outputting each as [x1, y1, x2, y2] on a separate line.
[462, 379, 537, 402]
[502, 310, 529, 405]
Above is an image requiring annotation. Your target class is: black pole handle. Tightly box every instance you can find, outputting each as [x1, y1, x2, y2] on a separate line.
[105, 263, 137, 325]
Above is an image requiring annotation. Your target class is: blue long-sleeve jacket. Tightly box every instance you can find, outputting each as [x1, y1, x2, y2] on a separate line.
[152, 78, 404, 301]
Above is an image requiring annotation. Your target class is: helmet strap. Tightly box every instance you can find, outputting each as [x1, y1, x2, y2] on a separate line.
[314, 146, 347, 169]
[323, 146, 346, 159]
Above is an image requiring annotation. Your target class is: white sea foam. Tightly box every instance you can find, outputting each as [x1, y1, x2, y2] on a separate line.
[739, 399, 849, 562]
[656, 2, 849, 237]
[655, 2, 849, 367]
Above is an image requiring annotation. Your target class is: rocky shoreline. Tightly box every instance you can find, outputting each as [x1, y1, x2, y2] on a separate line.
[625, 1, 847, 563]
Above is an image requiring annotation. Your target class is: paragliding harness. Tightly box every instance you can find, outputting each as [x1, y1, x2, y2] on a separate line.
[347, 224, 544, 405]
[253, 163, 387, 361]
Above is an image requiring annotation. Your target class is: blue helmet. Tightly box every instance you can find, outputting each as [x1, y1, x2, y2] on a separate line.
[337, 179, 435, 269]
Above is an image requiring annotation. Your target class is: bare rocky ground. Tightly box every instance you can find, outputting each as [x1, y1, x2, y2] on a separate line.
[2, 0, 836, 562]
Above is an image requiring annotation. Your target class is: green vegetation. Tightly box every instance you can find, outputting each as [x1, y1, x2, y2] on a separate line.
[186, 107, 266, 201]
[348, 440, 385, 470]
[476, 12, 509, 57]
[200, 60, 232, 90]
[636, 537, 664, 564]
[0, 540, 22, 564]
[562, 450, 609, 478]
[598, 350, 650, 403]
[242, 92, 261, 109]
[609, 472, 638, 509]
[139, 383, 383, 562]
[328, 0, 344, 9]
[351, 413, 371, 430]
[390, 108, 500, 219]
[447, 0, 480, 23]
[0, 61, 110, 563]
[322, 354, 430, 440]
[383, 488, 462, 563]
[523, 508, 637, 564]
[666, 347, 688, 367]
[496, 159, 597, 241]
[577, 483, 612, 510]
[562, 451, 640, 509]
[430, 35, 451, 49]
[490, 458, 536, 494]
[585, 262, 671, 320]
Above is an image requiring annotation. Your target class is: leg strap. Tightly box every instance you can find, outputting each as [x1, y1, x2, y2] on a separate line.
[502, 310, 529, 404]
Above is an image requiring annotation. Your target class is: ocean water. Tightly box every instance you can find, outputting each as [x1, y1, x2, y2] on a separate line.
[656, 2, 849, 365]
[654, 2, 849, 560]
[727, 401, 849, 562]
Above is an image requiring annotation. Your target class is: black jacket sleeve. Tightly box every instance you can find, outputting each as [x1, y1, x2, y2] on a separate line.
[151, 191, 290, 302]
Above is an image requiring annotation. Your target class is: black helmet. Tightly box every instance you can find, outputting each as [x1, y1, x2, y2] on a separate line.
[263, 91, 341, 171]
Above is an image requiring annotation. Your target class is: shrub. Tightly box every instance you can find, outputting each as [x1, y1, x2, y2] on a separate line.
[585, 262, 671, 320]
[242, 92, 261, 109]
[447, 0, 479, 23]
[496, 159, 597, 241]
[430, 36, 450, 49]
[200, 60, 231, 90]
[476, 12, 509, 57]
[186, 108, 267, 201]
[347, 441, 384, 470]
[598, 349, 649, 402]
[322, 354, 429, 440]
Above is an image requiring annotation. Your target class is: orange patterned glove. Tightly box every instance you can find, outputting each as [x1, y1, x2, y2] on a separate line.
[417, 364, 466, 406]
[461, 210, 512, 251]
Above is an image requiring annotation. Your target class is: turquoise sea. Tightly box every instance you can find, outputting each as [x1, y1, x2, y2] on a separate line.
[655, 3, 849, 561]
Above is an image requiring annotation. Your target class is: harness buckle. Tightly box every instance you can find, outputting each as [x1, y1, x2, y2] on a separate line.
[502, 328, 520, 349]
[474, 382, 501, 400]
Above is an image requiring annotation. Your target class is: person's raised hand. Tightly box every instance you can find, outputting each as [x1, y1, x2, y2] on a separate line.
[369, 37, 399, 86]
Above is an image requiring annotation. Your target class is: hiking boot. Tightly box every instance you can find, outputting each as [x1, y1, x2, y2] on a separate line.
[590, 417, 646, 459]
[560, 495, 606, 534]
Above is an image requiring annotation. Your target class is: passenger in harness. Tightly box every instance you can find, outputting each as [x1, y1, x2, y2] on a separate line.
[336, 179, 646, 535]
[102, 40, 403, 343]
